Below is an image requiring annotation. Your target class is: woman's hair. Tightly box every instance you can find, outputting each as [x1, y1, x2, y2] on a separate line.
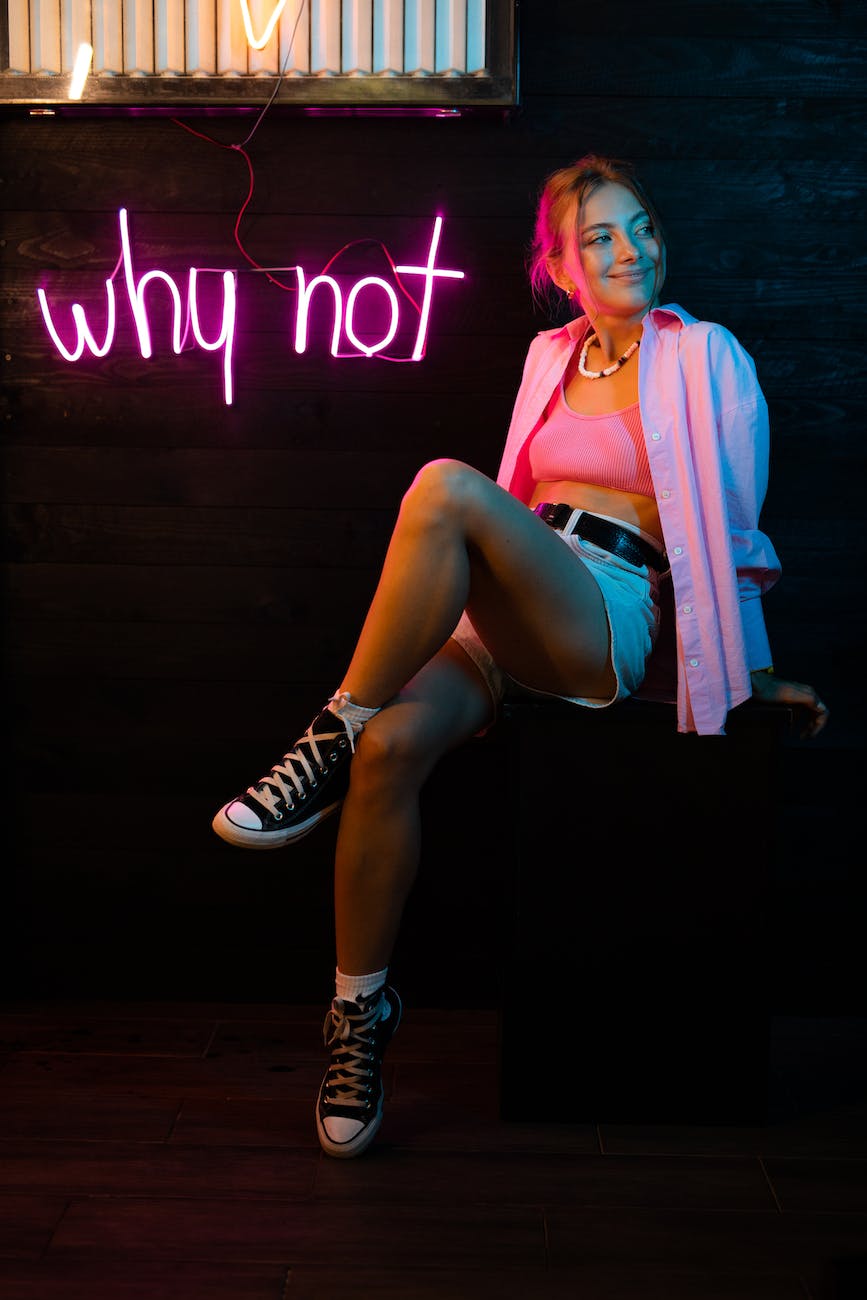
[528, 154, 667, 310]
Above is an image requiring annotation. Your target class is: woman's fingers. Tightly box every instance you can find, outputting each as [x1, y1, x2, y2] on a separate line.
[750, 673, 830, 739]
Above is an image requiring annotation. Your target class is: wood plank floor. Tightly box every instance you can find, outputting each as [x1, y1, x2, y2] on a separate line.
[0, 1002, 865, 1299]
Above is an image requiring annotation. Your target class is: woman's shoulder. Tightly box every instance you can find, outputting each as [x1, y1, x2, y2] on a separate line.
[656, 306, 758, 375]
[520, 321, 578, 363]
[531, 319, 580, 343]
[656, 305, 750, 352]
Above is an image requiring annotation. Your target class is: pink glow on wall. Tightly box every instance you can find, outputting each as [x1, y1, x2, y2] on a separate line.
[37, 210, 464, 405]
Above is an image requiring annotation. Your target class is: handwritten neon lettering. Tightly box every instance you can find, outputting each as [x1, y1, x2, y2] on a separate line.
[37, 210, 464, 404]
[239, 0, 289, 51]
[294, 272, 343, 357]
[37, 279, 117, 360]
[395, 216, 465, 361]
[188, 268, 238, 406]
[119, 207, 184, 359]
[344, 278, 400, 357]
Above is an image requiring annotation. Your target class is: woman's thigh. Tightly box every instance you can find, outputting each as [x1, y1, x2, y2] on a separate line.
[436, 463, 615, 697]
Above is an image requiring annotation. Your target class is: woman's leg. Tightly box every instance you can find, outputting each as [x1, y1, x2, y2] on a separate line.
[214, 456, 614, 851]
[333, 638, 494, 974]
[339, 457, 615, 709]
[316, 641, 492, 1160]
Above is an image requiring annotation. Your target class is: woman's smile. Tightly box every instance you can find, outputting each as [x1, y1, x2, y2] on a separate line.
[608, 267, 650, 282]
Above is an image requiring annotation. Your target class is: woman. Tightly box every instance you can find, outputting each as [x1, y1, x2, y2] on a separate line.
[211, 155, 828, 1159]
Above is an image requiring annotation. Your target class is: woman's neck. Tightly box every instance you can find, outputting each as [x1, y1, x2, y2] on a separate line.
[584, 314, 645, 366]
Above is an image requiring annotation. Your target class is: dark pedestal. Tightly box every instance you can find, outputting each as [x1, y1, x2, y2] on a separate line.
[497, 696, 789, 1125]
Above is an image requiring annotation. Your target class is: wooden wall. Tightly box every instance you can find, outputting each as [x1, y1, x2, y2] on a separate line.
[2, 0, 865, 1009]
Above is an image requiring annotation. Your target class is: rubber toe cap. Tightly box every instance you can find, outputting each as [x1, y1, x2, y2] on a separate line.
[322, 1115, 364, 1144]
[225, 800, 264, 831]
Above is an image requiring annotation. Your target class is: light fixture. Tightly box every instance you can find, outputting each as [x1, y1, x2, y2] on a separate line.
[68, 42, 93, 100]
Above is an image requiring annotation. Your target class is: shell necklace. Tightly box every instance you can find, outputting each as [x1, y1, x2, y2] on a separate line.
[578, 332, 640, 379]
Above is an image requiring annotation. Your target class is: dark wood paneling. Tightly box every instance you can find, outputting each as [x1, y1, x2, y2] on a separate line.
[3, 154, 867, 219]
[3, 563, 381, 623]
[0, 387, 517, 459]
[0, 388, 861, 453]
[4, 421, 864, 506]
[0, 331, 531, 399]
[527, 0, 867, 39]
[1, 503, 392, 564]
[522, 37, 867, 97]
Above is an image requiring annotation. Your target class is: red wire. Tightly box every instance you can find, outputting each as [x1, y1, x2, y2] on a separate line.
[170, 116, 427, 357]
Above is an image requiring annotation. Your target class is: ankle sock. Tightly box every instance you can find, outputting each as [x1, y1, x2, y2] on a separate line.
[328, 690, 381, 734]
[335, 966, 388, 1005]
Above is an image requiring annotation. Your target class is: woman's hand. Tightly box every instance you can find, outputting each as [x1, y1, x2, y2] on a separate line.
[750, 670, 830, 740]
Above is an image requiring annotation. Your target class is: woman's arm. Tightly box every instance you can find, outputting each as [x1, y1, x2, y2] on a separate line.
[704, 327, 829, 739]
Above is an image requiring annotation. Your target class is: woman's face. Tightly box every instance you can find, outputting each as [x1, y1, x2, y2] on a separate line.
[557, 181, 663, 321]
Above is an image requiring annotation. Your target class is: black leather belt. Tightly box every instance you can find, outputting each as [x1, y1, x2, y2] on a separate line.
[533, 502, 667, 572]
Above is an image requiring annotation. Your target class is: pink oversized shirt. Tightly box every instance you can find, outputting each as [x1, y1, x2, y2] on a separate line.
[496, 304, 781, 736]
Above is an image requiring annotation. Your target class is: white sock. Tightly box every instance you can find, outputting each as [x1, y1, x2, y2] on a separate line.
[335, 966, 388, 1006]
[328, 690, 381, 734]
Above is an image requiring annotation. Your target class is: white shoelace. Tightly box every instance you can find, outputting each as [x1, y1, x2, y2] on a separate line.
[246, 711, 356, 816]
[322, 998, 384, 1110]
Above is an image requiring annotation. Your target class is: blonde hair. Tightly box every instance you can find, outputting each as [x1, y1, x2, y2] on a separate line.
[528, 154, 667, 310]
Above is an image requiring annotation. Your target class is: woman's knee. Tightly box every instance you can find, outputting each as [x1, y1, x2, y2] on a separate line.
[403, 458, 484, 525]
[350, 707, 434, 791]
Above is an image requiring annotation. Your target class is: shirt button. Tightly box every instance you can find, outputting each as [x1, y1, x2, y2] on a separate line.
[661, 489, 671, 498]
[651, 432, 661, 441]
[683, 604, 693, 613]
[689, 658, 700, 668]
[673, 546, 683, 555]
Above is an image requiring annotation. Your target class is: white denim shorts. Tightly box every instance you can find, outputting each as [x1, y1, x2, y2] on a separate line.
[450, 530, 661, 718]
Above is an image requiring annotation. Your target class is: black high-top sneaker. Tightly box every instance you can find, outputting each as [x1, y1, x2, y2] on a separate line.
[212, 700, 358, 849]
[316, 986, 403, 1159]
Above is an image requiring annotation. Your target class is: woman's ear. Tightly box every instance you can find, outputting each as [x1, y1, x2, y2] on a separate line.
[546, 255, 575, 297]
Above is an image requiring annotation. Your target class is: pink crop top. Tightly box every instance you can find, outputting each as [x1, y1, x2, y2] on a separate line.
[529, 383, 655, 498]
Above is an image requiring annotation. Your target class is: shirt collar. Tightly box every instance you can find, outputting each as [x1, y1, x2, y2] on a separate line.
[549, 303, 695, 343]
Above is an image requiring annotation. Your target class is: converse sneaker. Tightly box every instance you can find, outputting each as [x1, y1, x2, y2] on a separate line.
[316, 986, 402, 1159]
[212, 702, 357, 849]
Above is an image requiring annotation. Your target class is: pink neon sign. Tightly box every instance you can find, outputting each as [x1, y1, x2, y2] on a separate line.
[36, 209, 464, 405]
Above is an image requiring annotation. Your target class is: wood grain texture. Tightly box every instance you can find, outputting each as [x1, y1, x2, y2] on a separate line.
[521, 32, 867, 98]
[0, 1001, 865, 1300]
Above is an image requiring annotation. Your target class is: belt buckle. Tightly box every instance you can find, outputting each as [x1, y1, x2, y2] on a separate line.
[535, 502, 573, 530]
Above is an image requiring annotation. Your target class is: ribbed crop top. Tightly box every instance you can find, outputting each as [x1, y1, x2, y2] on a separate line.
[529, 382, 655, 498]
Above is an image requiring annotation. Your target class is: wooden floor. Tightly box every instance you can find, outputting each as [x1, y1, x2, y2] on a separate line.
[0, 1001, 865, 1299]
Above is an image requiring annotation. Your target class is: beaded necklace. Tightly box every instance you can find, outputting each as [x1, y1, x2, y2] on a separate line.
[578, 332, 640, 379]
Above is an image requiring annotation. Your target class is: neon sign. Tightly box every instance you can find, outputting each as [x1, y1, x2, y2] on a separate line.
[36, 209, 465, 405]
[239, 0, 290, 50]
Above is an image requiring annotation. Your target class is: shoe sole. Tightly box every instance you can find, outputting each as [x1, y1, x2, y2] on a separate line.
[211, 800, 342, 849]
